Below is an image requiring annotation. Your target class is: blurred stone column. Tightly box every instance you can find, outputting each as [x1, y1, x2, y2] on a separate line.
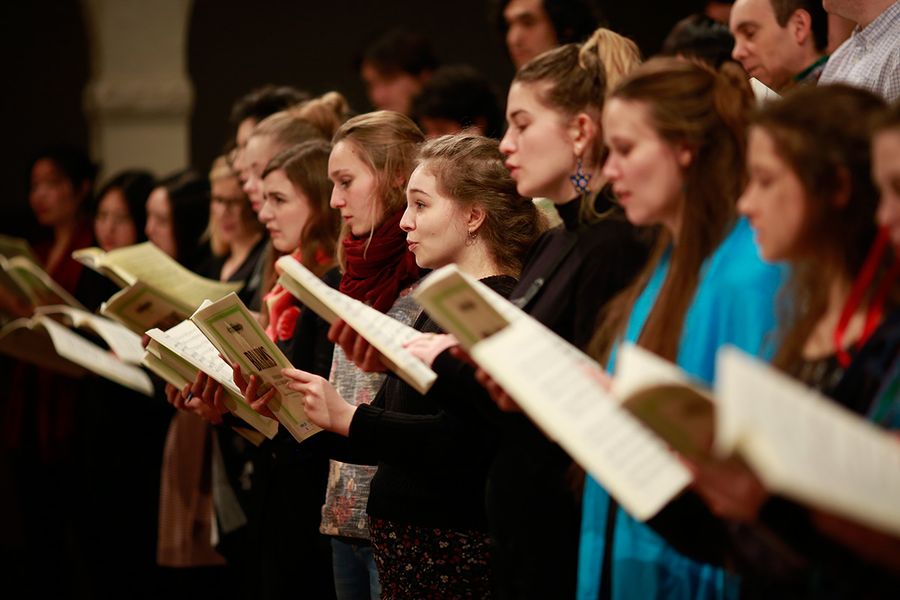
[81, 0, 194, 180]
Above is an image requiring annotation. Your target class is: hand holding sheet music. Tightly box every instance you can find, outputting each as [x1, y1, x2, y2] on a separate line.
[191, 293, 321, 443]
[276, 255, 437, 394]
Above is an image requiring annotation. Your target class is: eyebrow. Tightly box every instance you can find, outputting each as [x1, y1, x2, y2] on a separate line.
[733, 21, 758, 34]
[508, 109, 528, 120]
[407, 187, 431, 197]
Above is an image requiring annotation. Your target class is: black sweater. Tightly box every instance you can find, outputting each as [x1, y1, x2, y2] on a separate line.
[339, 275, 516, 531]
[433, 195, 649, 599]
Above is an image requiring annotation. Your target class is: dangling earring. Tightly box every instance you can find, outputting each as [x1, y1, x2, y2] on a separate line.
[570, 156, 592, 195]
[465, 229, 478, 247]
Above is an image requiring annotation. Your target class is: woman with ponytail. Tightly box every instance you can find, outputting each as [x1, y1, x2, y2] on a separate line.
[577, 57, 785, 599]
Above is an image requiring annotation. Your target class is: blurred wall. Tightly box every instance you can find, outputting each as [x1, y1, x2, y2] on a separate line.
[3, 0, 700, 239]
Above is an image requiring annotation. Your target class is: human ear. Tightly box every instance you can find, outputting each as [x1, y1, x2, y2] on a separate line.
[675, 142, 694, 169]
[791, 9, 812, 46]
[466, 204, 487, 234]
[569, 112, 597, 158]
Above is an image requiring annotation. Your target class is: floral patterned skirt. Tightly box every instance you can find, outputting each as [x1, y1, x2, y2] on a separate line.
[369, 517, 493, 599]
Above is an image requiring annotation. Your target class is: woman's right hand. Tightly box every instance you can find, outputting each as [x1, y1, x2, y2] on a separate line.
[165, 374, 224, 425]
[231, 361, 277, 419]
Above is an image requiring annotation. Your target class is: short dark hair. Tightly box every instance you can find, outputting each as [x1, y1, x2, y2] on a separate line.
[27, 145, 99, 217]
[491, 0, 603, 45]
[229, 85, 311, 127]
[93, 170, 156, 243]
[29, 145, 99, 191]
[358, 28, 439, 77]
[156, 169, 210, 267]
[770, 0, 828, 52]
[411, 65, 505, 139]
[661, 14, 736, 68]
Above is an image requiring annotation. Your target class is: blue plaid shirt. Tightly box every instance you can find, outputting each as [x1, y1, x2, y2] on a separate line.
[819, 1, 900, 102]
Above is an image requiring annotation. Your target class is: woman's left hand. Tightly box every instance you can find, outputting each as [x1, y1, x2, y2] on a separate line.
[283, 367, 356, 436]
[402, 333, 460, 367]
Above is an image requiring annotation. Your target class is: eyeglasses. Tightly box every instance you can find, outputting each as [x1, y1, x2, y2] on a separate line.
[212, 195, 247, 211]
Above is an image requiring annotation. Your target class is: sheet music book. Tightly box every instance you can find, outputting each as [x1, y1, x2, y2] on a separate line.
[73, 242, 242, 314]
[413, 265, 694, 520]
[100, 281, 186, 335]
[144, 320, 279, 440]
[190, 293, 321, 443]
[0, 314, 153, 394]
[0, 234, 37, 263]
[0, 255, 86, 310]
[276, 255, 437, 394]
[715, 347, 900, 537]
[34, 304, 146, 364]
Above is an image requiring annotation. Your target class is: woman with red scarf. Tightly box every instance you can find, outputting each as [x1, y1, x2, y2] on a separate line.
[187, 112, 424, 600]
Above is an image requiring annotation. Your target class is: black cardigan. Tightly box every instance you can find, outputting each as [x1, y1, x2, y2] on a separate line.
[336, 275, 516, 531]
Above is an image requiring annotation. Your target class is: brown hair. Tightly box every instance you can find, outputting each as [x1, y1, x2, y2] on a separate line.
[770, 0, 829, 52]
[289, 91, 351, 140]
[331, 111, 425, 265]
[416, 134, 546, 275]
[253, 100, 345, 290]
[514, 27, 641, 221]
[589, 57, 755, 363]
[262, 140, 340, 279]
[752, 85, 889, 371]
[252, 110, 325, 149]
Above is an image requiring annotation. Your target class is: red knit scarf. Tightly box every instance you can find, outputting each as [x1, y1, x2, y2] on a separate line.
[264, 247, 333, 342]
[339, 211, 421, 313]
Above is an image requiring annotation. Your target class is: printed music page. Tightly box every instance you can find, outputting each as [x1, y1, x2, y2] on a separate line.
[39, 316, 153, 395]
[101, 281, 187, 334]
[411, 264, 519, 349]
[0, 318, 86, 377]
[190, 294, 320, 443]
[0, 234, 37, 262]
[1, 255, 86, 310]
[145, 320, 279, 440]
[716, 347, 900, 537]
[276, 255, 437, 394]
[471, 318, 692, 521]
[35, 305, 146, 364]
[73, 242, 242, 309]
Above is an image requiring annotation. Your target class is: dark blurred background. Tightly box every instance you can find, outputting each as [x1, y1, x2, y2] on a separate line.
[1, 0, 703, 239]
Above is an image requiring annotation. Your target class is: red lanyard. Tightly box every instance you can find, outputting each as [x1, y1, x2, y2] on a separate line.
[834, 227, 900, 368]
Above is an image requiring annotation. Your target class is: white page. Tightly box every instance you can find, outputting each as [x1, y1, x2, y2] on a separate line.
[101, 281, 187, 334]
[472, 318, 691, 521]
[35, 305, 146, 364]
[412, 264, 519, 349]
[716, 347, 900, 537]
[40, 316, 153, 395]
[86, 243, 241, 310]
[146, 321, 279, 439]
[0, 318, 87, 377]
[189, 294, 320, 443]
[750, 77, 781, 105]
[2, 256, 86, 310]
[613, 343, 696, 402]
[277, 256, 437, 394]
